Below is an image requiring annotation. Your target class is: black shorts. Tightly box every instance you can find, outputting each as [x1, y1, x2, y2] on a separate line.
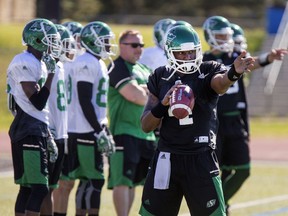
[48, 139, 65, 188]
[217, 115, 250, 168]
[11, 135, 49, 186]
[140, 150, 226, 215]
[67, 132, 104, 180]
[59, 136, 73, 180]
[107, 134, 156, 189]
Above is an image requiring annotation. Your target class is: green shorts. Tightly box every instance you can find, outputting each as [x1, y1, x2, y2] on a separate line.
[68, 133, 104, 180]
[11, 135, 49, 186]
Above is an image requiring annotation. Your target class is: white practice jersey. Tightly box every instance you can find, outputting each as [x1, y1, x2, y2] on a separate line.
[7, 51, 49, 124]
[139, 46, 168, 71]
[48, 61, 68, 140]
[67, 52, 109, 133]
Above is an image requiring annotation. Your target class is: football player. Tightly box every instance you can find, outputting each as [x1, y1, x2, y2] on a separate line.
[202, 16, 288, 214]
[62, 21, 85, 56]
[66, 21, 117, 215]
[6, 18, 61, 215]
[139, 24, 255, 216]
[53, 21, 84, 216]
[40, 24, 77, 216]
[139, 18, 176, 71]
[230, 23, 248, 53]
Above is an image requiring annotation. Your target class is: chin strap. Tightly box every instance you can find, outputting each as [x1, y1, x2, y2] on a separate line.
[161, 64, 200, 81]
[107, 56, 115, 74]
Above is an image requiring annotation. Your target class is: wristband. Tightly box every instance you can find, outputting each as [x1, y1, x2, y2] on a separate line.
[151, 102, 169, 118]
[258, 52, 270, 67]
[227, 64, 242, 81]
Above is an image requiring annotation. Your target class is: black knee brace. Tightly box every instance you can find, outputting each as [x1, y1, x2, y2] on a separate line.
[86, 179, 105, 209]
[76, 179, 105, 210]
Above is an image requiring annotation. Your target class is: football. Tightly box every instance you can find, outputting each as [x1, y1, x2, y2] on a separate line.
[170, 84, 195, 119]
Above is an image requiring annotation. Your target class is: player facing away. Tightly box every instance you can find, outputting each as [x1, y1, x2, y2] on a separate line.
[139, 18, 176, 71]
[202, 15, 288, 214]
[139, 24, 255, 216]
[6, 18, 62, 216]
[66, 21, 117, 216]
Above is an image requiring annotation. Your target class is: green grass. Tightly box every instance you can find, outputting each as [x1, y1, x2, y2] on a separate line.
[1, 22, 287, 216]
[250, 117, 288, 137]
[1, 163, 288, 215]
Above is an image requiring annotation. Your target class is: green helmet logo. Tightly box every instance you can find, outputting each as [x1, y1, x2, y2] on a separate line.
[80, 21, 117, 59]
[164, 25, 202, 79]
[22, 18, 61, 58]
[153, 18, 176, 49]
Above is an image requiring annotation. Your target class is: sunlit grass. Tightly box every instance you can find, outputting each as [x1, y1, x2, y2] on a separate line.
[1, 163, 288, 215]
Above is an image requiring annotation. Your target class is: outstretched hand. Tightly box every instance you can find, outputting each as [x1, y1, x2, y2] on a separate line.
[233, 51, 255, 74]
[269, 48, 288, 61]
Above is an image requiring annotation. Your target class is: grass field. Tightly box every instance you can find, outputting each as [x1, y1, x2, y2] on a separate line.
[1, 22, 287, 215]
[1, 162, 288, 216]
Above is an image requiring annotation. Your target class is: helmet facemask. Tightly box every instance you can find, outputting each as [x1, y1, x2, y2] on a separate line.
[82, 25, 117, 60]
[207, 27, 234, 53]
[164, 25, 203, 80]
[167, 43, 202, 74]
[203, 16, 234, 53]
[41, 24, 62, 58]
[59, 36, 77, 62]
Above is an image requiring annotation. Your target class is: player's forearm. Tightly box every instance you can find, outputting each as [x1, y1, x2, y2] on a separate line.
[141, 111, 161, 133]
[141, 94, 168, 133]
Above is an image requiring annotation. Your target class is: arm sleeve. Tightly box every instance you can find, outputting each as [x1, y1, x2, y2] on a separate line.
[29, 86, 50, 110]
[77, 81, 102, 133]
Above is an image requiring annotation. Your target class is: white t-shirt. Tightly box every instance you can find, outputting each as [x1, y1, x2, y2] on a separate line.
[7, 51, 49, 125]
[66, 52, 109, 133]
[139, 46, 168, 71]
[48, 61, 68, 139]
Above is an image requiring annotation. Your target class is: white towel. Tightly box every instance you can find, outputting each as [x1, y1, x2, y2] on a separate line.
[153, 152, 171, 190]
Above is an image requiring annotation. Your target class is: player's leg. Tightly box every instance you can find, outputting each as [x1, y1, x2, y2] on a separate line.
[112, 185, 135, 216]
[71, 132, 104, 215]
[184, 150, 226, 215]
[85, 179, 105, 215]
[76, 180, 88, 215]
[12, 136, 49, 215]
[53, 179, 75, 216]
[41, 139, 65, 215]
[53, 136, 75, 216]
[108, 135, 142, 216]
[222, 167, 250, 202]
[139, 150, 183, 216]
[220, 115, 250, 213]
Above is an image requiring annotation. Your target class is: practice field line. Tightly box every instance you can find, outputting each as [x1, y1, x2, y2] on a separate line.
[230, 195, 288, 210]
[179, 195, 288, 216]
[252, 207, 288, 216]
